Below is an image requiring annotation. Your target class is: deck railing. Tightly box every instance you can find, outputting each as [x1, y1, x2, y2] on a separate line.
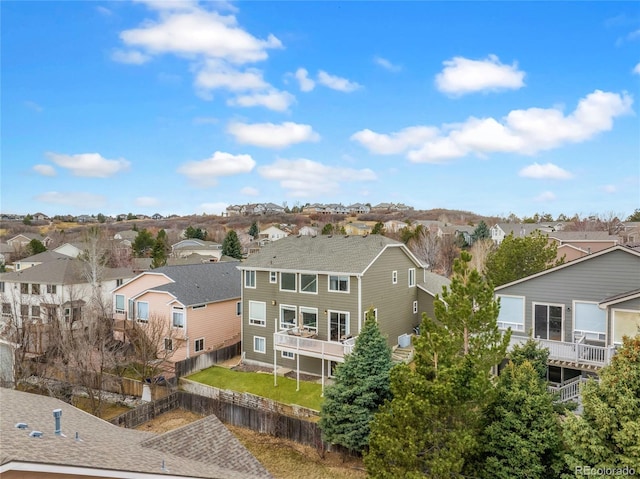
[509, 335, 615, 368]
[273, 331, 355, 362]
[548, 376, 590, 402]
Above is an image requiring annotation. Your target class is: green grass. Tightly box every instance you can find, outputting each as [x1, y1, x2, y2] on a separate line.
[186, 367, 325, 411]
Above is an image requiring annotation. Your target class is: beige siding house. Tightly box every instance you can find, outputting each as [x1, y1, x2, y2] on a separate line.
[112, 262, 241, 363]
[238, 235, 449, 381]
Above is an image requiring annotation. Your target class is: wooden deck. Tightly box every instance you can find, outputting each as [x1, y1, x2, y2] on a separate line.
[273, 331, 355, 362]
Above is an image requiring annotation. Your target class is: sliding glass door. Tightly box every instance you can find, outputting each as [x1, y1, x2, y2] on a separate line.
[534, 304, 563, 341]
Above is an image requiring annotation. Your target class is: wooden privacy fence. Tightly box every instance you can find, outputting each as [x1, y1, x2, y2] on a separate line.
[180, 378, 319, 419]
[110, 391, 325, 450]
[174, 341, 241, 379]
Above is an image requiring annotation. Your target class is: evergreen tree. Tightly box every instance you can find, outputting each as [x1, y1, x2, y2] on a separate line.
[479, 361, 563, 479]
[485, 231, 564, 286]
[509, 337, 549, 380]
[371, 222, 385, 235]
[150, 230, 169, 268]
[366, 252, 510, 478]
[132, 229, 155, 257]
[248, 221, 259, 238]
[472, 220, 490, 242]
[562, 336, 640, 475]
[321, 223, 334, 235]
[27, 238, 46, 255]
[184, 225, 207, 240]
[96, 213, 106, 223]
[222, 230, 243, 259]
[319, 309, 393, 454]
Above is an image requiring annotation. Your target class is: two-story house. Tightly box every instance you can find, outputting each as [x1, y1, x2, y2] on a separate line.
[238, 235, 449, 386]
[0, 257, 135, 356]
[111, 262, 241, 363]
[495, 245, 640, 393]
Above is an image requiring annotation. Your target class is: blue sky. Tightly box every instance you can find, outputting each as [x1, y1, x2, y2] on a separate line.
[2, 1, 639, 219]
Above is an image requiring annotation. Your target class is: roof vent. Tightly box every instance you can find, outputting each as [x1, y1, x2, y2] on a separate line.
[29, 430, 43, 438]
[15, 422, 28, 430]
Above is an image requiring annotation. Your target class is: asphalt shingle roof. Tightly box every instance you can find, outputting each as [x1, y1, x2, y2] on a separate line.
[240, 234, 411, 274]
[0, 258, 134, 284]
[0, 388, 270, 478]
[151, 261, 241, 306]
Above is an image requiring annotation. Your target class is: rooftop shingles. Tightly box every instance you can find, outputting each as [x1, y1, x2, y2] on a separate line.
[240, 234, 409, 274]
[0, 388, 270, 478]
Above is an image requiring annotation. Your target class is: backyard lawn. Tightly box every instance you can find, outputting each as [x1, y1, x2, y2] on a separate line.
[186, 366, 325, 411]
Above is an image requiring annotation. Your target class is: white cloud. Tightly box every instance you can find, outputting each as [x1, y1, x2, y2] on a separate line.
[294, 68, 315, 92]
[634, 62, 640, 75]
[240, 186, 259, 196]
[194, 59, 269, 92]
[350, 126, 438, 154]
[111, 49, 151, 64]
[317, 70, 361, 92]
[135, 196, 160, 207]
[601, 184, 617, 193]
[24, 100, 43, 112]
[534, 191, 556, 202]
[177, 151, 255, 186]
[35, 191, 107, 208]
[227, 89, 295, 112]
[33, 164, 56, 177]
[45, 152, 131, 177]
[259, 158, 376, 197]
[119, 8, 282, 64]
[519, 162, 573, 180]
[373, 56, 401, 72]
[435, 54, 525, 96]
[227, 122, 320, 149]
[199, 202, 229, 215]
[356, 90, 633, 163]
[96, 6, 112, 16]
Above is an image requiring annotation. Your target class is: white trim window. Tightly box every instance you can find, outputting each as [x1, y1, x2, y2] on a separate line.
[612, 309, 640, 345]
[329, 275, 349, 293]
[413, 301, 418, 314]
[164, 338, 173, 351]
[408, 268, 416, 287]
[254, 336, 266, 354]
[137, 302, 149, 323]
[280, 272, 297, 292]
[573, 301, 606, 341]
[300, 274, 318, 294]
[172, 307, 184, 328]
[534, 303, 563, 341]
[496, 295, 525, 332]
[245, 270, 256, 288]
[236, 301, 242, 316]
[364, 308, 378, 322]
[392, 271, 398, 284]
[249, 301, 266, 327]
[194, 338, 204, 352]
[300, 307, 318, 333]
[270, 271, 277, 283]
[115, 294, 125, 314]
[280, 305, 297, 331]
[281, 350, 295, 359]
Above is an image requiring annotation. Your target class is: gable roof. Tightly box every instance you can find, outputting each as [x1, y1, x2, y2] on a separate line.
[0, 388, 270, 479]
[1, 257, 134, 284]
[15, 250, 72, 263]
[548, 231, 619, 242]
[148, 262, 241, 306]
[495, 245, 640, 291]
[598, 288, 640, 308]
[418, 271, 451, 297]
[240, 234, 423, 275]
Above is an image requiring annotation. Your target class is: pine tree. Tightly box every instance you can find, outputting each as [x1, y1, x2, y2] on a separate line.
[319, 309, 393, 454]
[222, 229, 243, 259]
[562, 336, 640, 475]
[248, 221, 259, 238]
[479, 361, 563, 479]
[365, 252, 510, 478]
[472, 220, 490, 242]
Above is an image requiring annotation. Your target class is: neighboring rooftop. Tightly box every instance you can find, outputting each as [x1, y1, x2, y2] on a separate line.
[0, 388, 272, 479]
[239, 234, 421, 274]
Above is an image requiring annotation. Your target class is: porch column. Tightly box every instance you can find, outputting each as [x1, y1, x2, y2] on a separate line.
[321, 353, 325, 396]
[273, 341, 277, 387]
[296, 353, 300, 392]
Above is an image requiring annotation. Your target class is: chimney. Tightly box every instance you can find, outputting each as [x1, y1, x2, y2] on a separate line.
[53, 409, 62, 436]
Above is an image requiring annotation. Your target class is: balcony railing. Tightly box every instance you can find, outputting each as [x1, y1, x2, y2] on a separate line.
[509, 335, 615, 369]
[274, 329, 355, 362]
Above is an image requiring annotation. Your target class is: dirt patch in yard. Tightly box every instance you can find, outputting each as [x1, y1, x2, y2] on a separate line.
[134, 409, 204, 433]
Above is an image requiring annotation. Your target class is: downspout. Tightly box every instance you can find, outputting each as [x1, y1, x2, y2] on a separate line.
[357, 275, 362, 334]
[185, 309, 190, 359]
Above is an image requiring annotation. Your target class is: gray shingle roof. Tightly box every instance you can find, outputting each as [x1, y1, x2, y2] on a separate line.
[151, 262, 241, 306]
[0, 388, 270, 478]
[549, 231, 619, 241]
[16, 250, 72, 263]
[0, 257, 134, 284]
[419, 271, 451, 296]
[240, 234, 415, 274]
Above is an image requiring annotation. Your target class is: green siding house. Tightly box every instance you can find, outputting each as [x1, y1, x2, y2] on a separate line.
[238, 235, 449, 379]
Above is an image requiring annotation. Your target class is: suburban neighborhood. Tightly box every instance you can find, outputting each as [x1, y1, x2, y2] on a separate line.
[1, 205, 639, 477]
